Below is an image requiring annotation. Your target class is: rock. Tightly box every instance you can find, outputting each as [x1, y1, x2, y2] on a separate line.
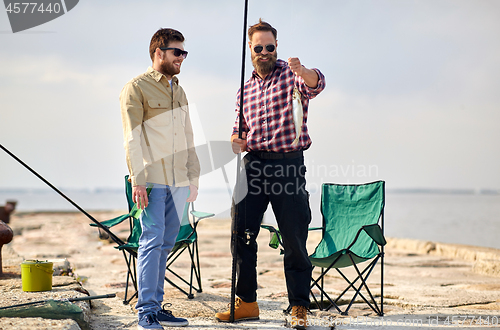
[0, 220, 14, 274]
[0, 200, 17, 224]
[473, 259, 500, 277]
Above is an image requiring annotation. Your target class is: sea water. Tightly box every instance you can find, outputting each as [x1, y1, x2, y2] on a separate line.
[1, 188, 499, 250]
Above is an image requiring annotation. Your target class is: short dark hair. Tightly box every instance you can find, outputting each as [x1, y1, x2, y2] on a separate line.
[248, 18, 277, 41]
[149, 28, 185, 61]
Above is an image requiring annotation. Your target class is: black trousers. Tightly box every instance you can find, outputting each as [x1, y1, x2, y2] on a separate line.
[231, 152, 312, 307]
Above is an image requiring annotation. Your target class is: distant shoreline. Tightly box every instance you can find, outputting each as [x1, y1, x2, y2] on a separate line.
[387, 188, 500, 195]
[1, 188, 500, 195]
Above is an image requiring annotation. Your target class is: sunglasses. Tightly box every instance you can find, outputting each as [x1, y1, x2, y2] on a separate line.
[159, 47, 188, 59]
[253, 44, 276, 54]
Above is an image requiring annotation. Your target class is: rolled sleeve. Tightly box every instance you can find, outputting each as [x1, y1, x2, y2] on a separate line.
[297, 68, 326, 99]
[232, 89, 249, 137]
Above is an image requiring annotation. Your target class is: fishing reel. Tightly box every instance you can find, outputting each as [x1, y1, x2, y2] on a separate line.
[243, 229, 256, 245]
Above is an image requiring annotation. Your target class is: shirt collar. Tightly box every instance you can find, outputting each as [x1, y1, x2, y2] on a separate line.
[147, 66, 179, 84]
[251, 59, 285, 80]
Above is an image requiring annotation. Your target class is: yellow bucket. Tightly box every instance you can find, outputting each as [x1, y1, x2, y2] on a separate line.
[21, 260, 53, 292]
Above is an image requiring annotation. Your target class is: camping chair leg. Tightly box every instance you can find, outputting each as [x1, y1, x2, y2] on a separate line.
[334, 254, 379, 303]
[309, 255, 383, 315]
[164, 275, 191, 298]
[123, 251, 131, 304]
[310, 276, 342, 314]
[129, 257, 138, 304]
[334, 259, 373, 304]
[156, 203, 211, 300]
[310, 292, 320, 311]
[121, 217, 139, 305]
[381, 209, 385, 316]
[331, 257, 380, 315]
[346, 253, 382, 316]
[187, 244, 195, 299]
[165, 246, 194, 298]
[194, 240, 203, 292]
[309, 256, 344, 314]
[187, 242, 202, 294]
[310, 255, 341, 290]
[308, 266, 322, 311]
[310, 266, 328, 310]
[354, 256, 382, 316]
[311, 281, 342, 314]
[339, 257, 379, 316]
[333, 269, 357, 315]
[123, 250, 138, 305]
[190, 217, 203, 293]
[321, 267, 324, 308]
[381, 247, 384, 316]
[310, 284, 338, 313]
[309, 266, 335, 312]
[132, 254, 138, 292]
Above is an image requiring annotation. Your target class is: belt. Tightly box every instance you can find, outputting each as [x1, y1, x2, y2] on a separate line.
[249, 150, 303, 160]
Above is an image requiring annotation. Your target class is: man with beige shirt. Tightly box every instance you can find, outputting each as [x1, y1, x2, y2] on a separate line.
[120, 28, 200, 330]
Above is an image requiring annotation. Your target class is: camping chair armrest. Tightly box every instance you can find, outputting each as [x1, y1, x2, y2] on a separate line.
[90, 214, 130, 228]
[183, 207, 215, 240]
[189, 210, 215, 230]
[174, 207, 214, 244]
[190, 211, 215, 222]
[347, 224, 386, 250]
[362, 224, 387, 246]
[261, 224, 283, 250]
[261, 225, 322, 251]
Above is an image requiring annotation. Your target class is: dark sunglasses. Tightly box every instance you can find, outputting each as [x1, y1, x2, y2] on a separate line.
[253, 44, 276, 54]
[159, 47, 188, 59]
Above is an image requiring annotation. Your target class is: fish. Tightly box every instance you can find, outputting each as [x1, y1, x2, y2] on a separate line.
[291, 87, 303, 146]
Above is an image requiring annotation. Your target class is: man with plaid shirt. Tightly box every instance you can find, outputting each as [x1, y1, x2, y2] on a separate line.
[215, 19, 325, 329]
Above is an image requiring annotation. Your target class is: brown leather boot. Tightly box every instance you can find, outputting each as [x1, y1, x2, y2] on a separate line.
[291, 305, 308, 329]
[215, 297, 259, 322]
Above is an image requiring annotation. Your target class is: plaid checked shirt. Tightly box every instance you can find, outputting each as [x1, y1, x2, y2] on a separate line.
[232, 59, 325, 153]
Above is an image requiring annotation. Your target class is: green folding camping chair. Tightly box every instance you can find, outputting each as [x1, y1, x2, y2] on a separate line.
[261, 181, 386, 316]
[309, 181, 386, 316]
[91, 176, 214, 303]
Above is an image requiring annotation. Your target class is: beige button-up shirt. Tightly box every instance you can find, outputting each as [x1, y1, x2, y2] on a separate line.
[120, 67, 200, 188]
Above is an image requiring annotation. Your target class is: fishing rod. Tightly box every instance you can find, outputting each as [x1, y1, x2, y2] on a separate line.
[0, 143, 126, 248]
[0, 293, 116, 310]
[230, 0, 249, 322]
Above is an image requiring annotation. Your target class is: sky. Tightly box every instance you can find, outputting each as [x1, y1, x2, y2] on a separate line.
[1, 0, 500, 195]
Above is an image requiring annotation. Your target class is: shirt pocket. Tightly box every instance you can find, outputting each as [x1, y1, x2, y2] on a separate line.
[145, 99, 171, 126]
[178, 102, 188, 127]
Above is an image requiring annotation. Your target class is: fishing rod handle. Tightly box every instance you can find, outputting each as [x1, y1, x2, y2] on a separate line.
[68, 293, 116, 302]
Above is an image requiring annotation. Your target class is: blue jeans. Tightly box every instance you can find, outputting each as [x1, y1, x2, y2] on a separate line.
[135, 183, 189, 319]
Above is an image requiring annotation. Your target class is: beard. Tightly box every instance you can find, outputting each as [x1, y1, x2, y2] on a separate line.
[161, 60, 181, 77]
[251, 51, 277, 76]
